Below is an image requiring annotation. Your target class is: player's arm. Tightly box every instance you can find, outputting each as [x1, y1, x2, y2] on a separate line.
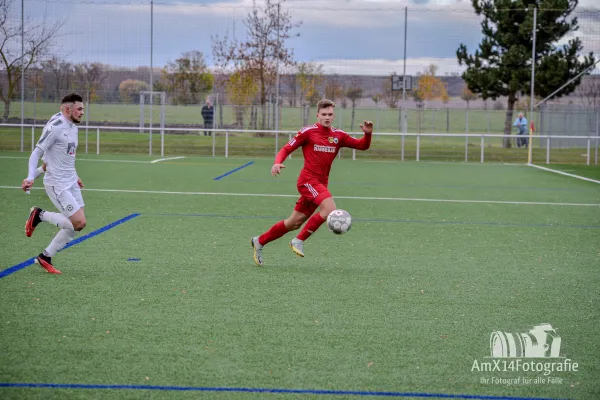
[23, 127, 56, 191]
[272, 131, 307, 176]
[340, 121, 374, 150]
[22, 147, 44, 191]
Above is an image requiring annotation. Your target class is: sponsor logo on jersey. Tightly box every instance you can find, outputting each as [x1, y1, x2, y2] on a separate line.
[67, 142, 77, 156]
[314, 144, 336, 153]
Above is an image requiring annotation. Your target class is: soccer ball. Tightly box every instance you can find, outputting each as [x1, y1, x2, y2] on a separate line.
[327, 209, 352, 235]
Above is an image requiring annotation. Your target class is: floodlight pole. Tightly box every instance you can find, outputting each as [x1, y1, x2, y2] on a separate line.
[402, 6, 407, 101]
[149, 0, 154, 155]
[20, 0, 24, 151]
[528, 7, 537, 164]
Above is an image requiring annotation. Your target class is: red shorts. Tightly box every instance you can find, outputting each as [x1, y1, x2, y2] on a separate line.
[294, 182, 332, 217]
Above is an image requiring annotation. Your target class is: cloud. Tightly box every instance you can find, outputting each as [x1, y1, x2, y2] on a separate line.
[317, 57, 464, 76]
[20, 0, 596, 75]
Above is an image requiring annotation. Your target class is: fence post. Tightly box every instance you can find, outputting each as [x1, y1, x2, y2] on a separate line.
[288, 133, 292, 159]
[546, 137, 550, 164]
[586, 138, 591, 166]
[401, 133, 405, 161]
[96, 128, 100, 155]
[31, 126, 35, 151]
[480, 135, 484, 163]
[465, 135, 469, 162]
[225, 130, 229, 158]
[416, 134, 420, 162]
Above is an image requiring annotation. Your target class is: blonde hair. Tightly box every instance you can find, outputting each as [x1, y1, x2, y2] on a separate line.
[317, 99, 335, 112]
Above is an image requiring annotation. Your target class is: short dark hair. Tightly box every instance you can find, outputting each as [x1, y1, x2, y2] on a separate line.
[61, 93, 83, 104]
[317, 99, 335, 112]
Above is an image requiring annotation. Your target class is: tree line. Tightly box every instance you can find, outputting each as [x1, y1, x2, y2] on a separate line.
[0, 0, 597, 146]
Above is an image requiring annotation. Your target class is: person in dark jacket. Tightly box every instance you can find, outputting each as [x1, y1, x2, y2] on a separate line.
[201, 99, 214, 136]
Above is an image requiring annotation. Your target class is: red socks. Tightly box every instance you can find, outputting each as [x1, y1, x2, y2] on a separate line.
[296, 213, 325, 241]
[258, 220, 289, 246]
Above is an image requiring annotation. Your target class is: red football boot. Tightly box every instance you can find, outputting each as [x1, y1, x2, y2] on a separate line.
[35, 254, 62, 274]
[25, 207, 42, 237]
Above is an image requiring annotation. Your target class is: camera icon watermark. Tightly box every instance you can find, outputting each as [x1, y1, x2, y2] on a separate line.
[490, 323, 561, 358]
[471, 324, 579, 384]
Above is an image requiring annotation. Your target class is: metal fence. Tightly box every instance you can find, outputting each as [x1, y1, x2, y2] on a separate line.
[1, 123, 597, 165]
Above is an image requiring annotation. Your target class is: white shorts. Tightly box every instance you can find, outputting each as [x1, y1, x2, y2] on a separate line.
[45, 183, 85, 217]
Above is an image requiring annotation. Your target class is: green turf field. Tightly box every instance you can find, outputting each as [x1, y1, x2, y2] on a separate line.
[7, 101, 508, 134]
[0, 153, 599, 399]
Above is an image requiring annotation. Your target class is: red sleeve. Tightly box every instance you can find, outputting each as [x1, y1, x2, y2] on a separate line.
[274, 130, 308, 164]
[340, 131, 372, 150]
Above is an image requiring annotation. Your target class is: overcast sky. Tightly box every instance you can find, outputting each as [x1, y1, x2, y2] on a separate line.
[20, 0, 600, 76]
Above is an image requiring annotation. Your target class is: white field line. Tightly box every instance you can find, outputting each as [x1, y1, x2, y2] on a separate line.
[528, 164, 600, 185]
[150, 156, 185, 164]
[1, 186, 598, 207]
[0, 156, 150, 164]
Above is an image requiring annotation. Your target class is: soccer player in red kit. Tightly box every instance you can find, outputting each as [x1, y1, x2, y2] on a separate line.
[251, 99, 373, 266]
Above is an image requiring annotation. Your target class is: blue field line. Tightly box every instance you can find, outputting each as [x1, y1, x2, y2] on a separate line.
[213, 161, 255, 180]
[0, 213, 141, 279]
[154, 213, 600, 229]
[0, 383, 566, 399]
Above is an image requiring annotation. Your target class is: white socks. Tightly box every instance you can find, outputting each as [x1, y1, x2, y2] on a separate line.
[40, 211, 75, 230]
[44, 228, 76, 257]
[40, 212, 76, 257]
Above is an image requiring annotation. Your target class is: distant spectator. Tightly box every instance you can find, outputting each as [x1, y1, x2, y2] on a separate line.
[513, 112, 528, 148]
[201, 99, 214, 136]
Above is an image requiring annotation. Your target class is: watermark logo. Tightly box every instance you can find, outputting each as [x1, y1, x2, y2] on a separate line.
[490, 323, 561, 358]
[472, 324, 578, 386]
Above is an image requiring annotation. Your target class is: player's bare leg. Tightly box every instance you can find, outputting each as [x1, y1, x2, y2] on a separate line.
[251, 211, 307, 266]
[290, 198, 336, 257]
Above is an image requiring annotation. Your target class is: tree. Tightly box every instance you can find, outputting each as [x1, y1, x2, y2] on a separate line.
[226, 68, 259, 129]
[460, 85, 478, 108]
[74, 63, 107, 102]
[119, 79, 150, 104]
[382, 72, 402, 109]
[298, 61, 323, 106]
[457, 0, 595, 148]
[157, 51, 213, 105]
[416, 64, 448, 107]
[40, 57, 74, 101]
[576, 76, 600, 107]
[345, 81, 363, 131]
[324, 75, 344, 104]
[212, 0, 300, 129]
[0, 0, 62, 120]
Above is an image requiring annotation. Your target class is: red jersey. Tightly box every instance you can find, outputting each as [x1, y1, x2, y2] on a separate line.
[274, 123, 372, 185]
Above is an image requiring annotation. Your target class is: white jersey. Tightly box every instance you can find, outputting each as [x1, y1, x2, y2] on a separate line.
[36, 112, 79, 191]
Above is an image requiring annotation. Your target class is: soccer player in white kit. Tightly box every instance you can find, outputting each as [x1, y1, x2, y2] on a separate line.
[21, 93, 87, 274]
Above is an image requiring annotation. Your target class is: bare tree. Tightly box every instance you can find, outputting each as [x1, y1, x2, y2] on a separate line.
[345, 79, 363, 131]
[0, 0, 63, 120]
[74, 63, 107, 102]
[576, 76, 600, 107]
[382, 72, 401, 109]
[212, 0, 300, 129]
[40, 56, 74, 101]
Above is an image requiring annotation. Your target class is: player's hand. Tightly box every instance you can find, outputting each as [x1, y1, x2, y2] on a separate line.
[271, 164, 285, 177]
[360, 120, 374, 134]
[22, 179, 33, 192]
[77, 178, 84, 188]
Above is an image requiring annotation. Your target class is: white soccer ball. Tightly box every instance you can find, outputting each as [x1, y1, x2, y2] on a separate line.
[327, 209, 352, 235]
